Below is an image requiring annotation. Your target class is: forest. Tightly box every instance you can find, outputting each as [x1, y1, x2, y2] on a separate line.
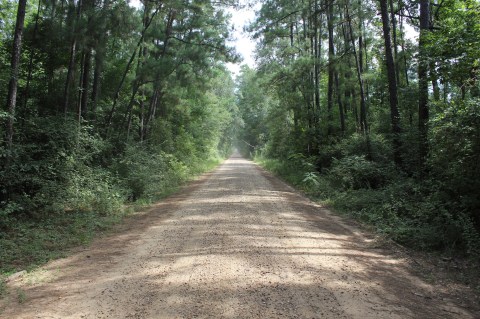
[1, 0, 479, 275]
[236, 0, 480, 256]
[0, 0, 238, 272]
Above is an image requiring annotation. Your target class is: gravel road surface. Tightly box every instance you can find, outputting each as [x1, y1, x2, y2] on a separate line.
[1, 153, 477, 318]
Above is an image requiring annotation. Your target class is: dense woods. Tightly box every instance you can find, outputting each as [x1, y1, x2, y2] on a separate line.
[237, 0, 480, 255]
[1, 0, 479, 274]
[0, 0, 238, 271]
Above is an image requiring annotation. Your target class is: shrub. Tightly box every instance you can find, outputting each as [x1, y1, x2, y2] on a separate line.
[327, 155, 392, 190]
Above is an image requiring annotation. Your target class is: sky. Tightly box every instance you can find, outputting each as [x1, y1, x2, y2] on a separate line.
[128, 0, 257, 77]
[225, 2, 258, 75]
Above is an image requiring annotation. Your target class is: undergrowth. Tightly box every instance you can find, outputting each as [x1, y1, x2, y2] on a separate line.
[0, 148, 224, 276]
[256, 154, 480, 259]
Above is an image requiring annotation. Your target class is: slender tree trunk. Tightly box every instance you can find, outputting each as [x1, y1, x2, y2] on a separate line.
[90, 0, 110, 120]
[380, 0, 402, 166]
[80, 49, 92, 119]
[399, 5, 409, 86]
[327, 0, 335, 136]
[290, 23, 294, 47]
[77, 51, 85, 122]
[346, 2, 371, 156]
[91, 50, 102, 119]
[335, 71, 345, 134]
[5, 0, 27, 153]
[346, 4, 368, 134]
[314, 0, 320, 129]
[443, 80, 448, 102]
[341, 17, 353, 118]
[22, 0, 42, 116]
[418, 0, 430, 165]
[137, 5, 150, 141]
[362, 21, 370, 100]
[143, 88, 162, 139]
[389, 0, 400, 85]
[63, 0, 83, 116]
[431, 62, 440, 101]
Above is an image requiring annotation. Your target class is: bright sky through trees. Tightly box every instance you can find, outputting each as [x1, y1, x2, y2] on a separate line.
[225, 1, 257, 75]
[129, 0, 256, 76]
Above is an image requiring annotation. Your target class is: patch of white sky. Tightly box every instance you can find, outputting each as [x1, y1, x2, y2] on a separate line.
[225, 1, 260, 76]
[128, 0, 258, 77]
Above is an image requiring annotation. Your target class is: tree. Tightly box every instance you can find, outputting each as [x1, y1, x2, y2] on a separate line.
[418, 0, 430, 165]
[379, 0, 402, 166]
[245, 0, 480, 254]
[0, 0, 238, 226]
[4, 0, 27, 153]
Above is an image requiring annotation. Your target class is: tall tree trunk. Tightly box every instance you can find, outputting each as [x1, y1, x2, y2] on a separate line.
[327, 0, 335, 136]
[341, 16, 353, 119]
[80, 49, 92, 119]
[137, 5, 150, 141]
[90, 0, 110, 120]
[5, 0, 27, 154]
[362, 21, 370, 100]
[77, 51, 85, 122]
[314, 0, 320, 130]
[143, 88, 162, 139]
[21, 0, 42, 118]
[389, 0, 400, 85]
[346, 2, 371, 157]
[399, 4, 409, 86]
[380, 0, 402, 166]
[346, 4, 368, 134]
[91, 50, 102, 119]
[418, 0, 430, 165]
[335, 71, 345, 134]
[63, 0, 83, 116]
[431, 62, 440, 101]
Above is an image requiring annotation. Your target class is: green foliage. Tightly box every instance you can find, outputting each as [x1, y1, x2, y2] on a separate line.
[16, 289, 26, 303]
[236, 66, 270, 157]
[242, 0, 480, 258]
[425, 0, 480, 98]
[257, 126, 480, 256]
[328, 155, 392, 190]
[0, 117, 121, 218]
[0, 277, 5, 297]
[115, 144, 189, 201]
[0, 209, 126, 273]
[0, 0, 237, 275]
[429, 99, 480, 204]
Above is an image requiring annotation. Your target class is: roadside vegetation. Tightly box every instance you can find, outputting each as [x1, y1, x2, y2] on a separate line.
[236, 0, 480, 259]
[0, 1, 238, 276]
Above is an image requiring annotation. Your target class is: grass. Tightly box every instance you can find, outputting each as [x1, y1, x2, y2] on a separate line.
[16, 289, 26, 303]
[0, 279, 5, 297]
[0, 210, 127, 274]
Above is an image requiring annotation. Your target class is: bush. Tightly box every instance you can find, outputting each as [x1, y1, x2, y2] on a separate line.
[327, 155, 392, 190]
[429, 99, 480, 223]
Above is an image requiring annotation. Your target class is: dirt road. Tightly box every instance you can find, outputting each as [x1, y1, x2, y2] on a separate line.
[1, 154, 477, 318]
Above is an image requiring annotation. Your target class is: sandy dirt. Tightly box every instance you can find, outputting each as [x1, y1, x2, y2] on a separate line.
[1, 153, 478, 318]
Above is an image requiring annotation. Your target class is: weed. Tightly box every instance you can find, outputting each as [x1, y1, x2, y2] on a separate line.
[0, 278, 5, 297]
[16, 289, 26, 304]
